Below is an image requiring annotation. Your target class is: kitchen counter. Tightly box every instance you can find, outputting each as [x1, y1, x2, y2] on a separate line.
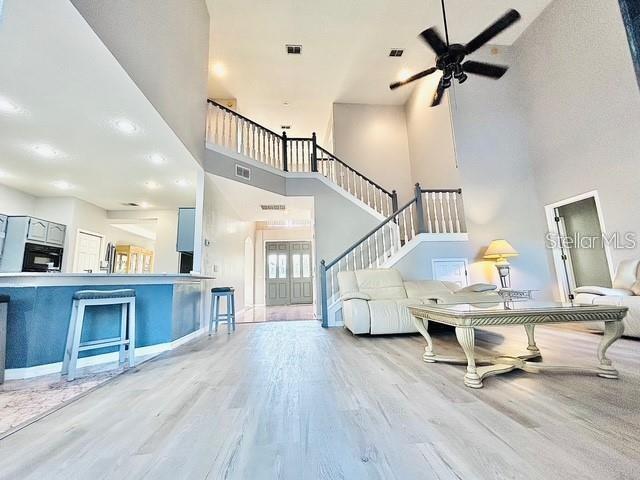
[0, 272, 215, 287]
[0, 273, 216, 377]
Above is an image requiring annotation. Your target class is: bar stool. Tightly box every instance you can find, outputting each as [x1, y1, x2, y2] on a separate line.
[210, 287, 235, 335]
[0, 295, 8, 385]
[62, 289, 136, 381]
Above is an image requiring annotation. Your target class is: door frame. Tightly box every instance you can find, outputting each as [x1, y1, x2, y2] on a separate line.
[544, 190, 614, 301]
[72, 229, 105, 273]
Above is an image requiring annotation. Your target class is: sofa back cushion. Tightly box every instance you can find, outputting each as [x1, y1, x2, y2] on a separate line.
[613, 259, 640, 290]
[354, 269, 407, 300]
[403, 280, 456, 299]
[337, 271, 359, 296]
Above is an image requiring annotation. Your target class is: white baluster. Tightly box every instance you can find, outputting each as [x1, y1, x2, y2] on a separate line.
[367, 236, 373, 267]
[439, 192, 446, 233]
[409, 203, 416, 239]
[446, 192, 454, 233]
[401, 210, 409, 244]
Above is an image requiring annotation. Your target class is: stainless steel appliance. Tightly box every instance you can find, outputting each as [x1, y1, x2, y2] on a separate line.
[22, 242, 63, 272]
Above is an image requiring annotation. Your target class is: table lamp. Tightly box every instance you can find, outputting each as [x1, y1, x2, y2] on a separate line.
[483, 239, 519, 288]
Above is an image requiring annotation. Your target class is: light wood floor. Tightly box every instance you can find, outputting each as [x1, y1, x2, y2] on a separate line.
[1, 322, 639, 480]
[236, 305, 316, 323]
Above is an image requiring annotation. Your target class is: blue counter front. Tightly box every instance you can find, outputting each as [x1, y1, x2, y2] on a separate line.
[0, 274, 208, 371]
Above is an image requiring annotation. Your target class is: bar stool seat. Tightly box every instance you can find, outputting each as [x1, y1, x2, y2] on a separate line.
[63, 289, 136, 381]
[210, 287, 235, 335]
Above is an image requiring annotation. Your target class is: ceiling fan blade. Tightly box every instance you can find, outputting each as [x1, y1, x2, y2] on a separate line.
[464, 9, 521, 54]
[420, 27, 449, 56]
[431, 80, 445, 107]
[462, 60, 508, 79]
[389, 67, 438, 90]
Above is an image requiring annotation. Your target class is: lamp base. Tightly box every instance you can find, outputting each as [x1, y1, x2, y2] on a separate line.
[496, 264, 511, 288]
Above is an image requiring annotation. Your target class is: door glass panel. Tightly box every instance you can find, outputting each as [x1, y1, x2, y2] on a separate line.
[268, 254, 278, 279]
[278, 254, 287, 278]
[302, 254, 311, 277]
[292, 254, 301, 278]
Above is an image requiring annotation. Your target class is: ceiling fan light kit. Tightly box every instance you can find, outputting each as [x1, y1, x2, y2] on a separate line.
[389, 0, 521, 107]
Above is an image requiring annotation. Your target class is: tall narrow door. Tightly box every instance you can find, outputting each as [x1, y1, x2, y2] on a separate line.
[290, 241, 313, 304]
[74, 231, 103, 273]
[266, 242, 290, 306]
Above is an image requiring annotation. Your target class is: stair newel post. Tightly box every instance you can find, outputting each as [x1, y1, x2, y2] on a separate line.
[282, 131, 289, 172]
[414, 183, 427, 234]
[311, 132, 318, 172]
[320, 260, 329, 328]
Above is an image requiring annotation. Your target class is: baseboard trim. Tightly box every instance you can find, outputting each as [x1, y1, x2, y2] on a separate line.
[4, 328, 206, 381]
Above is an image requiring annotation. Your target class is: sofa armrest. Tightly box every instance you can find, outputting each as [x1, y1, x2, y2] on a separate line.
[341, 298, 371, 334]
[573, 286, 633, 296]
[341, 292, 371, 301]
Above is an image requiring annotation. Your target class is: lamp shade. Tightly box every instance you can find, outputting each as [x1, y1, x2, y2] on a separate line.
[484, 239, 519, 259]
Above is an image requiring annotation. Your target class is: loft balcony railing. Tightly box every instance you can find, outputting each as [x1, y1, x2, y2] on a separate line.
[206, 99, 396, 217]
[320, 185, 465, 326]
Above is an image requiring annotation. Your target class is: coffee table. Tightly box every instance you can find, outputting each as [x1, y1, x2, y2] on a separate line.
[408, 301, 627, 388]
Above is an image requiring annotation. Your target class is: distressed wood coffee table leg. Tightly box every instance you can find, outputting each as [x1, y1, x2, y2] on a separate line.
[597, 320, 624, 378]
[413, 316, 436, 362]
[455, 326, 483, 388]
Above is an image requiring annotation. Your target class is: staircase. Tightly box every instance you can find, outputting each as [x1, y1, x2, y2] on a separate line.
[207, 100, 397, 218]
[205, 100, 467, 326]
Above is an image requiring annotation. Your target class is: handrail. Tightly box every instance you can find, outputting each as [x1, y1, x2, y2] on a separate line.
[421, 188, 462, 194]
[325, 197, 416, 270]
[207, 99, 283, 138]
[317, 146, 394, 197]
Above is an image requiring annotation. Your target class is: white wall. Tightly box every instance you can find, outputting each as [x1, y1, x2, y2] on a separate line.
[71, 0, 210, 165]
[513, 0, 640, 269]
[332, 103, 414, 202]
[447, 45, 555, 297]
[404, 76, 461, 189]
[200, 173, 256, 312]
[0, 184, 36, 215]
[254, 226, 314, 305]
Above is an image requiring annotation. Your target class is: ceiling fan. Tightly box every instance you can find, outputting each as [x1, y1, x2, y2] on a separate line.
[389, 0, 521, 107]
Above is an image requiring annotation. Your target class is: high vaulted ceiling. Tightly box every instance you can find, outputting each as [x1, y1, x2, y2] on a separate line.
[207, 0, 553, 142]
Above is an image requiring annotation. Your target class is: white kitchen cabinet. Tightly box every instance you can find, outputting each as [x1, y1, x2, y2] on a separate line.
[27, 218, 48, 243]
[46, 222, 66, 246]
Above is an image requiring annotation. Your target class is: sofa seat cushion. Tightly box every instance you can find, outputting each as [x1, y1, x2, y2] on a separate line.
[355, 269, 407, 300]
[404, 280, 455, 299]
[573, 286, 633, 296]
[368, 298, 420, 334]
[590, 295, 640, 337]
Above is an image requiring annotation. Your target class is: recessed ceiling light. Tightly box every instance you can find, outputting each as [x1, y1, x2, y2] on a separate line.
[140, 201, 152, 209]
[32, 144, 60, 158]
[148, 153, 166, 165]
[398, 69, 412, 82]
[144, 180, 161, 190]
[175, 178, 190, 187]
[0, 96, 21, 114]
[212, 63, 226, 77]
[52, 180, 73, 190]
[0, 169, 11, 178]
[113, 118, 139, 134]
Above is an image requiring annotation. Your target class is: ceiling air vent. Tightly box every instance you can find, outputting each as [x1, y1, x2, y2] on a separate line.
[281, 125, 291, 130]
[286, 44, 302, 55]
[260, 204, 286, 211]
[389, 48, 404, 57]
[235, 164, 251, 180]
[122, 202, 140, 207]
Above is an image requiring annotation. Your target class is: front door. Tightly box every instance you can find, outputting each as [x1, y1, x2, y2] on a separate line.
[266, 242, 290, 306]
[290, 241, 313, 304]
[265, 241, 313, 306]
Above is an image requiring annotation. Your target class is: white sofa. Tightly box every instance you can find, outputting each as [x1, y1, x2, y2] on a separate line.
[337, 268, 501, 335]
[573, 259, 640, 338]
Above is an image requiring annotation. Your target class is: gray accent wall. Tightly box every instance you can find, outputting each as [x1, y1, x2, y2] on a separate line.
[71, 0, 210, 165]
[513, 0, 640, 268]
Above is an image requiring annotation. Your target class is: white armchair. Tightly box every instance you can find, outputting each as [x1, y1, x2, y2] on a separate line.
[574, 259, 640, 338]
[337, 268, 501, 335]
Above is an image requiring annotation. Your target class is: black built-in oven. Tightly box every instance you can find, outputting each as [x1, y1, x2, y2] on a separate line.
[22, 242, 63, 272]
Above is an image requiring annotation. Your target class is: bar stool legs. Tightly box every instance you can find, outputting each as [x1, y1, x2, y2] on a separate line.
[209, 288, 236, 335]
[63, 289, 136, 381]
